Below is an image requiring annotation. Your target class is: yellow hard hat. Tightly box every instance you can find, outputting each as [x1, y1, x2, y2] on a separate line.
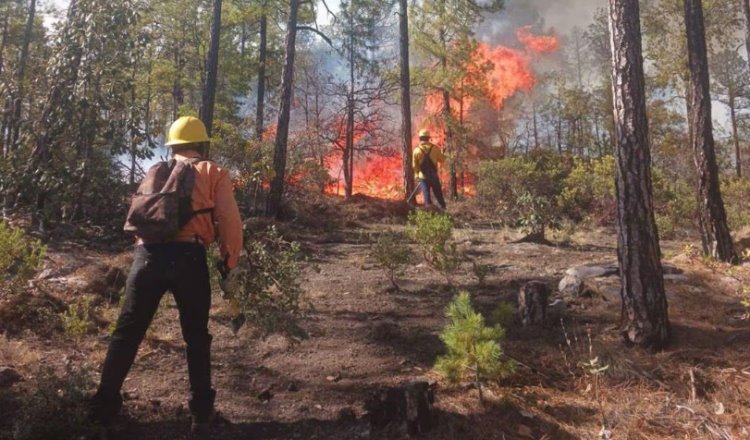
[418, 128, 431, 139]
[165, 116, 210, 146]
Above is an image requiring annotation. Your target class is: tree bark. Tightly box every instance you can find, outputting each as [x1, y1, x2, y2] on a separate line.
[744, 0, 750, 66]
[345, 13, 355, 199]
[200, 0, 222, 138]
[256, 9, 267, 141]
[684, 0, 737, 263]
[398, 0, 415, 202]
[266, 0, 299, 218]
[608, 0, 670, 349]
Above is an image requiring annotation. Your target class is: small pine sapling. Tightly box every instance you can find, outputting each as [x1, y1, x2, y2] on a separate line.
[370, 231, 412, 291]
[434, 291, 514, 402]
[60, 296, 92, 344]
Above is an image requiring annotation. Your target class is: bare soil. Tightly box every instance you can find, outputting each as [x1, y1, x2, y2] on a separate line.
[1, 201, 749, 440]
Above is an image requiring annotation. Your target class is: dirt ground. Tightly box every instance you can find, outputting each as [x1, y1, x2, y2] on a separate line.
[1, 200, 749, 440]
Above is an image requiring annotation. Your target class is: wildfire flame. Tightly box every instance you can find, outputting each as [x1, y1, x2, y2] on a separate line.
[321, 26, 560, 200]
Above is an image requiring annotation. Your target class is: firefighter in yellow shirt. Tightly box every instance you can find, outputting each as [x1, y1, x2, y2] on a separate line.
[412, 129, 447, 209]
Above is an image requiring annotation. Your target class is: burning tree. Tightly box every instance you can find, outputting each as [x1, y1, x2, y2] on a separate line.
[411, 0, 504, 199]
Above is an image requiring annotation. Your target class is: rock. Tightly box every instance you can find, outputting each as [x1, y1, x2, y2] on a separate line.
[0, 367, 22, 388]
[558, 274, 584, 296]
[566, 263, 619, 279]
[518, 281, 549, 326]
[664, 274, 689, 282]
[326, 372, 342, 382]
[366, 381, 436, 436]
[518, 424, 533, 437]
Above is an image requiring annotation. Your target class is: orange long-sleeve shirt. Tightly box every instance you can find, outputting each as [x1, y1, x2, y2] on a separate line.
[138, 150, 243, 269]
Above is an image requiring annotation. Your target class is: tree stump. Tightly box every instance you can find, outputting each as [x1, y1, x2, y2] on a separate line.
[366, 381, 436, 436]
[518, 281, 549, 326]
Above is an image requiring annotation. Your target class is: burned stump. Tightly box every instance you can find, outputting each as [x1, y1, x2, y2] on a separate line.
[519, 281, 549, 326]
[366, 381, 436, 436]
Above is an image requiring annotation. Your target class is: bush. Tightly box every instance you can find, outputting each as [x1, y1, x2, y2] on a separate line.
[721, 177, 750, 231]
[0, 221, 46, 295]
[370, 231, 412, 290]
[477, 151, 571, 238]
[434, 291, 514, 401]
[559, 156, 616, 224]
[13, 365, 94, 440]
[406, 211, 462, 282]
[652, 171, 696, 239]
[227, 226, 308, 340]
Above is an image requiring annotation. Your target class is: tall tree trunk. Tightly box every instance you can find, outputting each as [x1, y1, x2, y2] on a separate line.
[730, 95, 741, 178]
[8, 0, 37, 151]
[684, 0, 737, 263]
[200, 0, 222, 138]
[744, 0, 750, 64]
[256, 8, 267, 140]
[266, 0, 299, 218]
[345, 15, 355, 199]
[532, 97, 539, 150]
[398, 0, 415, 201]
[172, 38, 183, 121]
[608, 0, 670, 349]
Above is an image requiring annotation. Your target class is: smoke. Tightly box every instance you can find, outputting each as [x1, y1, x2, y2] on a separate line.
[478, 0, 607, 45]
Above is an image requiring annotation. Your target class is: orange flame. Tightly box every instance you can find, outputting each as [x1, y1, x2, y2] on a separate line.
[323, 26, 559, 200]
[516, 25, 560, 54]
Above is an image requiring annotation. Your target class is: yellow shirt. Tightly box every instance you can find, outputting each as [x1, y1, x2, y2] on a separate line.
[412, 142, 446, 181]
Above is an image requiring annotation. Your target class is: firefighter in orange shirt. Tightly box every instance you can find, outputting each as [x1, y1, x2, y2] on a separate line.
[90, 117, 242, 439]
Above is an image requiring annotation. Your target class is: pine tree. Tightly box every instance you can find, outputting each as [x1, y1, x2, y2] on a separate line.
[608, 0, 670, 349]
[434, 291, 514, 402]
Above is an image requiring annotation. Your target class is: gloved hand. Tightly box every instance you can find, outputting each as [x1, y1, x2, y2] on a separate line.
[215, 256, 246, 335]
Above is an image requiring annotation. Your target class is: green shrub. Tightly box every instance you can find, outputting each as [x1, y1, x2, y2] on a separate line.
[651, 172, 696, 239]
[370, 231, 412, 290]
[406, 211, 462, 282]
[435, 291, 514, 401]
[477, 152, 571, 238]
[60, 296, 93, 343]
[721, 177, 750, 231]
[13, 365, 94, 440]
[0, 221, 46, 295]
[559, 156, 616, 224]
[229, 226, 308, 340]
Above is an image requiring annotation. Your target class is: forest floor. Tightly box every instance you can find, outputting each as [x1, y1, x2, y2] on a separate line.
[1, 196, 750, 440]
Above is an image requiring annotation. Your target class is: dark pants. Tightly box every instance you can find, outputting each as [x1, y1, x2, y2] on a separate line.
[91, 242, 214, 424]
[419, 177, 446, 209]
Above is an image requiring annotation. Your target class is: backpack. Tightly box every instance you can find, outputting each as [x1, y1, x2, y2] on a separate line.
[123, 158, 212, 241]
[418, 144, 438, 179]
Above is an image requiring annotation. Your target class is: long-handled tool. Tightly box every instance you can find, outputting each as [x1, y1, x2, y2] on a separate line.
[406, 184, 421, 204]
